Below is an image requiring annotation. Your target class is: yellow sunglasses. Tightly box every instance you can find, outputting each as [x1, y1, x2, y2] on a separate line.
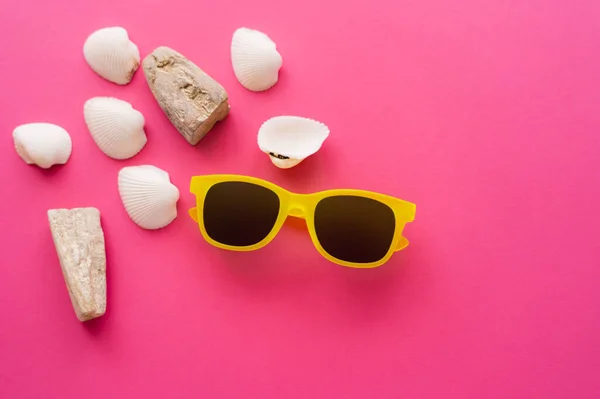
[189, 175, 416, 268]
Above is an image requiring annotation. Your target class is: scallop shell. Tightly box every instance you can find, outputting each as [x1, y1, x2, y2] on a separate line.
[118, 165, 180, 230]
[83, 27, 140, 85]
[257, 116, 330, 168]
[13, 123, 72, 169]
[231, 27, 282, 92]
[84, 97, 147, 160]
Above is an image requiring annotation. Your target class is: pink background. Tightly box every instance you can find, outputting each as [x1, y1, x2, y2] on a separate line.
[1, 0, 599, 397]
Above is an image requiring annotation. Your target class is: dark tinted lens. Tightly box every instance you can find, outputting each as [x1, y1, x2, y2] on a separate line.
[203, 182, 280, 246]
[314, 196, 396, 263]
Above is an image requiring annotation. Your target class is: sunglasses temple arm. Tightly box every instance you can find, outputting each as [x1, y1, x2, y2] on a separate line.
[188, 207, 199, 223]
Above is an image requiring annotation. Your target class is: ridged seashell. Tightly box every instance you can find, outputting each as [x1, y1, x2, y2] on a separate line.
[83, 27, 140, 85]
[84, 97, 147, 160]
[118, 165, 180, 230]
[257, 116, 330, 168]
[231, 27, 282, 92]
[13, 123, 72, 169]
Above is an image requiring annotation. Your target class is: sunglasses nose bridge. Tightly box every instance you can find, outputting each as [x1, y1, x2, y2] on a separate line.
[286, 194, 309, 219]
[287, 205, 307, 219]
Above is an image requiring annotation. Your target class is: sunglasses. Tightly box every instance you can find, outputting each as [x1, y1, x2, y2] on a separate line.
[188, 175, 416, 268]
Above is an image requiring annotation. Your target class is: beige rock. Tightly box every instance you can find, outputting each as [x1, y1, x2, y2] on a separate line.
[48, 208, 106, 322]
[143, 46, 230, 145]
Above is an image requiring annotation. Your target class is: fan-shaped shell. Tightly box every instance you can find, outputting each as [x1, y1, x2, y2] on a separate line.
[231, 27, 282, 92]
[257, 116, 330, 168]
[118, 165, 180, 230]
[13, 123, 72, 169]
[83, 27, 140, 85]
[84, 97, 147, 160]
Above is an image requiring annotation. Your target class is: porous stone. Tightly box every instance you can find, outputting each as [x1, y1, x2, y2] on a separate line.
[48, 207, 106, 322]
[143, 46, 230, 145]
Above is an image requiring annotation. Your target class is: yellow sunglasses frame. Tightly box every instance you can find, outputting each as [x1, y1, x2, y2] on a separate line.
[189, 175, 416, 268]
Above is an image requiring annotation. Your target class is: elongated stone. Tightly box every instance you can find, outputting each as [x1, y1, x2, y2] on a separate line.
[48, 208, 106, 322]
[143, 46, 230, 145]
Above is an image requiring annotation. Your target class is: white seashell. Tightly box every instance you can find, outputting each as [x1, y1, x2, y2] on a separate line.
[13, 123, 72, 169]
[231, 27, 282, 92]
[84, 97, 147, 160]
[118, 165, 180, 230]
[257, 116, 330, 169]
[83, 27, 140, 85]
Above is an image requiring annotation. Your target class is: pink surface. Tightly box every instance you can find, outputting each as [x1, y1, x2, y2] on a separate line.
[1, 0, 599, 398]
